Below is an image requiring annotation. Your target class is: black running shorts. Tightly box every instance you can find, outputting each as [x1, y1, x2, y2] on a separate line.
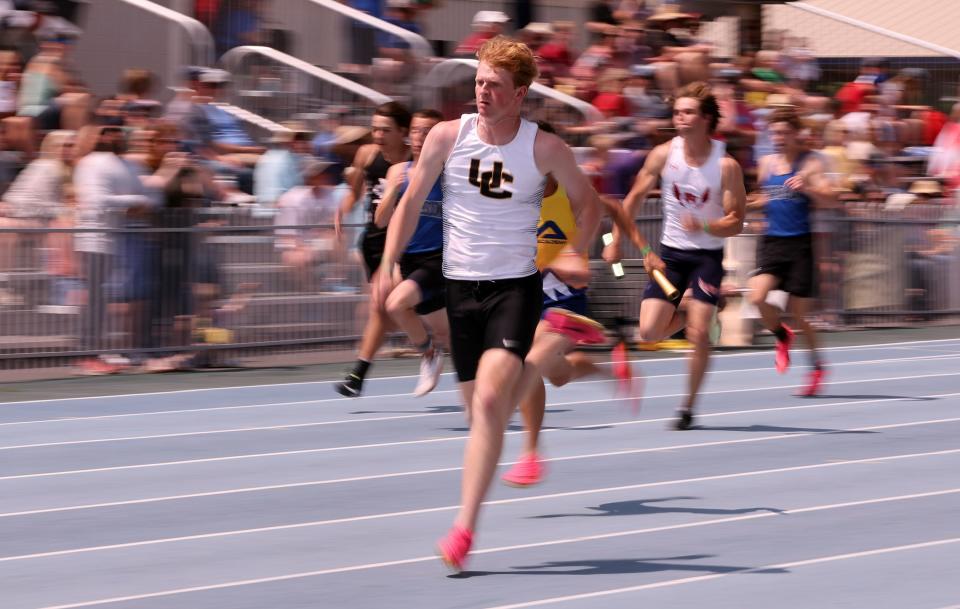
[360, 226, 386, 281]
[643, 245, 725, 306]
[399, 249, 445, 315]
[445, 272, 543, 383]
[755, 234, 815, 298]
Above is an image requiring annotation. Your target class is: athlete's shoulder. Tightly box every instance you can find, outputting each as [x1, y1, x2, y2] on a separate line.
[644, 141, 672, 172]
[428, 119, 461, 145]
[720, 154, 743, 170]
[720, 154, 745, 183]
[355, 144, 379, 168]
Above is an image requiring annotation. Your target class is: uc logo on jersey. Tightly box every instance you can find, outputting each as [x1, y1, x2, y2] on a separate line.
[469, 159, 514, 199]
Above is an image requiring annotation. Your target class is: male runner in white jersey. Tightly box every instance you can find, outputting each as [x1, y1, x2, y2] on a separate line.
[376, 36, 604, 572]
[606, 82, 746, 431]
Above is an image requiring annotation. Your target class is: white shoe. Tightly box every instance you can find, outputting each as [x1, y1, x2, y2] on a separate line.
[413, 348, 443, 397]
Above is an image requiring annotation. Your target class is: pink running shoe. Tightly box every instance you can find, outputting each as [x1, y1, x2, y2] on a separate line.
[796, 367, 826, 397]
[501, 453, 545, 487]
[437, 525, 473, 573]
[612, 341, 643, 413]
[543, 308, 606, 345]
[774, 325, 795, 374]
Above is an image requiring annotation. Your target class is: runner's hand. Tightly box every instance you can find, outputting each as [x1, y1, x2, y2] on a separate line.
[642, 251, 666, 276]
[602, 240, 623, 264]
[785, 174, 806, 192]
[372, 264, 396, 310]
[548, 247, 590, 289]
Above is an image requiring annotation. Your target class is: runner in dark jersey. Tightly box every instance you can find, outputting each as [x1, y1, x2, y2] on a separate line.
[333, 102, 411, 397]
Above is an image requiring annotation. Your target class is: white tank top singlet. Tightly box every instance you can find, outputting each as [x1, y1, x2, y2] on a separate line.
[441, 113, 546, 280]
[660, 136, 726, 251]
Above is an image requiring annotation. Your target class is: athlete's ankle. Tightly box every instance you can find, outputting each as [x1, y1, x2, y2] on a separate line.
[351, 358, 372, 380]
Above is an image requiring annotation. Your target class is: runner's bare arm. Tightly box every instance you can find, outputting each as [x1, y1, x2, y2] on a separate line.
[746, 155, 769, 211]
[336, 144, 375, 232]
[373, 163, 405, 229]
[535, 131, 602, 256]
[706, 157, 746, 237]
[796, 155, 837, 209]
[605, 143, 669, 260]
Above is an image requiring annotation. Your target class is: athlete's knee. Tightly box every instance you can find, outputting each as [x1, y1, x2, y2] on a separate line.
[686, 324, 709, 348]
[547, 371, 570, 387]
[637, 322, 662, 343]
[471, 384, 504, 418]
[747, 287, 768, 308]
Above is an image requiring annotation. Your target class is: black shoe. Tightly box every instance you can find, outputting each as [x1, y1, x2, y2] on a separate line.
[674, 409, 694, 430]
[335, 373, 364, 397]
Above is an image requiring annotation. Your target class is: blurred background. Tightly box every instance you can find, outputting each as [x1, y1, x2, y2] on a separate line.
[0, 0, 959, 378]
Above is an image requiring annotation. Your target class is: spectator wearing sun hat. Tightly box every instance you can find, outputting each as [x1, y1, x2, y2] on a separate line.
[454, 10, 509, 57]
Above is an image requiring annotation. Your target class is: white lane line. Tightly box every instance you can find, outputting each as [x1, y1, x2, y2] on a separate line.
[4, 390, 959, 482]
[29, 489, 960, 609]
[7, 351, 959, 428]
[4, 444, 958, 561]
[3, 371, 959, 452]
[3, 336, 959, 408]
[484, 536, 960, 609]
[0, 394, 960, 518]
[0, 390, 463, 427]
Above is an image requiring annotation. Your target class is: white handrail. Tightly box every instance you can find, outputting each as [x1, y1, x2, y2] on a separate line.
[425, 58, 604, 124]
[116, 0, 215, 65]
[216, 103, 292, 136]
[789, 2, 960, 61]
[221, 46, 392, 107]
[306, 0, 435, 65]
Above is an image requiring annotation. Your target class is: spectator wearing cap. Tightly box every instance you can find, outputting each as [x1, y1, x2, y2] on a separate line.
[643, 3, 695, 57]
[454, 10, 509, 57]
[518, 22, 552, 54]
[164, 66, 205, 126]
[185, 68, 263, 193]
[254, 122, 313, 208]
[274, 160, 344, 290]
[537, 21, 575, 79]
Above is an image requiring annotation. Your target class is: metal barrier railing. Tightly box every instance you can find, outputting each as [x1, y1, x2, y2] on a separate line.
[419, 58, 603, 137]
[72, 0, 214, 99]
[221, 45, 391, 126]
[2, 202, 959, 368]
[0, 208, 373, 366]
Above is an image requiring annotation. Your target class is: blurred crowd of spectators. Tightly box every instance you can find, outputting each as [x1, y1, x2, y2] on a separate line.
[1, 0, 960, 372]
